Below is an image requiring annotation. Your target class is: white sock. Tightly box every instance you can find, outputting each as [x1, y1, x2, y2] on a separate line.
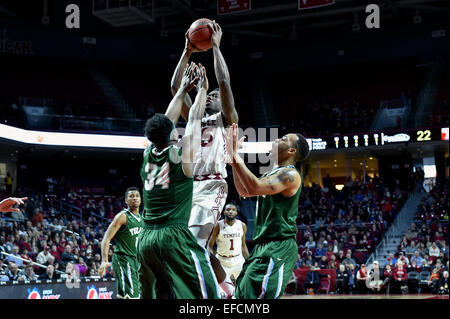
[219, 274, 235, 297]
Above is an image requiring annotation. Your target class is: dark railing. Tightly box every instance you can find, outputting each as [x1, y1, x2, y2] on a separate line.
[4, 114, 146, 135]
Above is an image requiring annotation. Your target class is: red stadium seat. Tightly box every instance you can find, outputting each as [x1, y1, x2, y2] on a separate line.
[319, 277, 331, 294]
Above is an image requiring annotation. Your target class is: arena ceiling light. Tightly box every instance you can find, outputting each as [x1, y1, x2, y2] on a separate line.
[0, 123, 150, 149]
[0, 124, 271, 153]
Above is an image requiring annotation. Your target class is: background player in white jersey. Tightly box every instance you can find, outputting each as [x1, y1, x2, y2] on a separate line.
[209, 203, 249, 283]
[170, 20, 239, 297]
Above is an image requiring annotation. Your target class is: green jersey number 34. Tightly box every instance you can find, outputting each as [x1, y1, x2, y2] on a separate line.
[144, 162, 170, 191]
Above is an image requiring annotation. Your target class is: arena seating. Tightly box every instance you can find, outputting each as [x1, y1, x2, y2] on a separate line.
[385, 179, 449, 293]
[0, 56, 117, 120]
[430, 69, 449, 126]
[270, 58, 427, 136]
[100, 63, 171, 119]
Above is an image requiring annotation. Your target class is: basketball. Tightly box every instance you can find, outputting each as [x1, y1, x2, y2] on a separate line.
[188, 18, 213, 51]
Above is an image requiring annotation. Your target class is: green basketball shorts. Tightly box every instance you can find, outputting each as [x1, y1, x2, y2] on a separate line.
[235, 238, 298, 299]
[137, 223, 220, 299]
[111, 253, 141, 299]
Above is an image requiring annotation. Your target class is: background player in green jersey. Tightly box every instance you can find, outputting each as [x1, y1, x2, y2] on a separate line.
[98, 187, 143, 299]
[226, 123, 310, 299]
[137, 63, 220, 299]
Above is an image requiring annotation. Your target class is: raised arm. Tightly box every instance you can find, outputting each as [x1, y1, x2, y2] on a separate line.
[165, 62, 198, 124]
[227, 124, 301, 197]
[170, 32, 205, 122]
[232, 171, 253, 198]
[210, 21, 238, 126]
[98, 212, 126, 277]
[181, 65, 208, 178]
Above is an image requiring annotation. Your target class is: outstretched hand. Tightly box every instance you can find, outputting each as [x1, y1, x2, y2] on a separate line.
[180, 62, 199, 92]
[185, 30, 206, 53]
[225, 123, 245, 165]
[195, 63, 209, 92]
[0, 197, 27, 213]
[210, 20, 222, 47]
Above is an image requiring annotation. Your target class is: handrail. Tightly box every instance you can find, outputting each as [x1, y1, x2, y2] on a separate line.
[1, 251, 65, 274]
[48, 196, 82, 222]
[90, 212, 112, 227]
[363, 194, 416, 265]
[297, 220, 382, 232]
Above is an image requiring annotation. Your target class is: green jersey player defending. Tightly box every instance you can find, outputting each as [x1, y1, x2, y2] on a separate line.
[98, 187, 143, 299]
[226, 123, 310, 299]
[137, 63, 220, 299]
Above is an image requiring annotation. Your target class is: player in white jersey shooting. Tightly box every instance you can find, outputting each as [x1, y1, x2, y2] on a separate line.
[209, 203, 249, 284]
[169, 20, 238, 298]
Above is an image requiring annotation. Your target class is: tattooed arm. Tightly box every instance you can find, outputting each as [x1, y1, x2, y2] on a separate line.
[232, 160, 301, 197]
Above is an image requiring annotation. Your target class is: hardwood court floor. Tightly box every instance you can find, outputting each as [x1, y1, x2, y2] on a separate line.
[282, 294, 449, 299]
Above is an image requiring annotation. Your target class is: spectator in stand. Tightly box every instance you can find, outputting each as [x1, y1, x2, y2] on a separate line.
[393, 260, 408, 294]
[31, 208, 43, 227]
[319, 256, 329, 269]
[422, 255, 433, 272]
[20, 264, 39, 281]
[20, 249, 34, 268]
[304, 255, 314, 267]
[428, 268, 441, 293]
[4, 173, 13, 196]
[75, 257, 87, 277]
[305, 236, 316, 249]
[328, 254, 339, 269]
[406, 259, 421, 273]
[294, 254, 302, 269]
[60, 245, 75, 266]
[336, 250, 345, 263]
[335, 264, 349, 294]
[6, 246, 23, 267]
[314, 243, 327, 262]
[39, 264, 59, 280]
[398, 251, 409, 265]
[50, 244, 60, 262]
[399, 235, 409, 253]
[435, 259, 444, 272]
[383, 264, 394, 293]
[384, 253, 396, 268]
[429, 242, 440, 258]
[342, 250, 357, 267]
[36, 246, 54, 266]
[4, 261, 22, 281]
[410, 250, 424, 267]
[356, 264, 368, 294]
[347, 263, 357, 294]
[438, 271, 449, 295]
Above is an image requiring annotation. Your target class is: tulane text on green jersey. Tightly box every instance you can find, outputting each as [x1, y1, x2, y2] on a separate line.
[140, 143, 193, 225]
[114, 209, 143, 256]
[253, 165, 302, 242]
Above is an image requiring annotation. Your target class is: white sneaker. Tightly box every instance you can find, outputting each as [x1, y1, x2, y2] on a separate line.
[219, 280, 235, 299]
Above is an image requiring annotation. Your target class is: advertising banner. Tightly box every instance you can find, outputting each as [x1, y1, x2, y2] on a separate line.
[0, 279, 116, 299]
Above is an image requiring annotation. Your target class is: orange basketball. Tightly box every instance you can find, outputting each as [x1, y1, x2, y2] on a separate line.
[188, 18, 213, 51]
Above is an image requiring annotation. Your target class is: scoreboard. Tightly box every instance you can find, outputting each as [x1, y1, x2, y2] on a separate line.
[306, 127, 449, 151]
